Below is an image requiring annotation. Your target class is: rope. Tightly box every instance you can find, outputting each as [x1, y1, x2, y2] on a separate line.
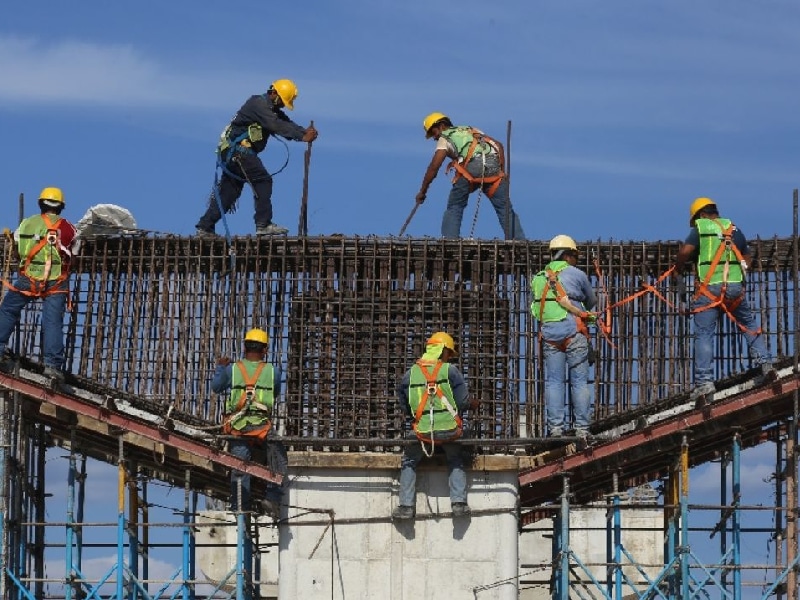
[467, 155, 487, 240]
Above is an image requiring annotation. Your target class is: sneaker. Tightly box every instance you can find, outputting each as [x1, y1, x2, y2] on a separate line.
[574, 428, 590, 440]
[452, 502, 471, 518]
[548, 428, 563, 438]
[195, 227, 218, 238]
[689, 381, 715, 401]
[256, 223, 289, 236]
[391, 505, 415, 520]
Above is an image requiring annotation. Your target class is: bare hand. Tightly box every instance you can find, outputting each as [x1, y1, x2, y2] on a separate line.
[302, 126, 318, 143]
[217, 356, 231, 367]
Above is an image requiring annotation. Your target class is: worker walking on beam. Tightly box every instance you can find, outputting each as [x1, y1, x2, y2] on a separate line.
[674, 197, 776, 401]
[213, 328, 288, 517]
[0, 187, 79, 384]
[415, 112, 526, 240]
[195, 79, 319, 238]
[531, 235, 597, 439]
[393, 331, 477, 520]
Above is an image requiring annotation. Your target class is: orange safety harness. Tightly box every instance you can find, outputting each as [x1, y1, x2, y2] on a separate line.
[412, 360, 462, 454]
[222, 361, 273, 441]
[444, 129, 505, 197]
[690, 219, 760, 336]
[2, 214, 72, 302]
[537, 268, 595, 352]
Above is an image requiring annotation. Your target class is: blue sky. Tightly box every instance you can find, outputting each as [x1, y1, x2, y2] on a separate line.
[2, 0, 798, 592]
[1, 1, 798, 241]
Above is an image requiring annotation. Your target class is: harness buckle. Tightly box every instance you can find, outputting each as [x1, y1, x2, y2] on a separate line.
[46, 230, 58, 246]
[244, 386, 255, 403]
[426, 383, 438, 396]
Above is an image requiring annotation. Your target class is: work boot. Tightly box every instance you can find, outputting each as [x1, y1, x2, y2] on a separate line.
[689, 381, 715, 402]
[452, 502, 471, 518]
[259, 499, 280, 518]
[256, 223, 289, 236]
[548, 427, 563, 438]
[754, 362, 778, 386]
[0, 359, 14, 375]
[195, 227, 218, 238]
[391, 505, 415, 520]
[43, 366, 64, 381]
[574, 428, 590, 440]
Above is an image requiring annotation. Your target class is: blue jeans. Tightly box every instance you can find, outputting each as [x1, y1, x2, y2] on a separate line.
[441, 162, 526, 240]
[229, 433, 288, 511]
[398, 434, 467, 507]
[692, 282, 771, 384]
[543, 335, 592, 432]
[0, 275, 68, 369]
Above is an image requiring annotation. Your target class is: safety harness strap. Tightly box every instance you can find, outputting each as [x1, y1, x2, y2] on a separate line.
[445, 129, 505, 197]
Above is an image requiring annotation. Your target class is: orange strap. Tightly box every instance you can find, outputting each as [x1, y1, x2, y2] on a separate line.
[412, 360, 463, 434]
[445, 130, 505, 196]
[224, 361, 272, 440]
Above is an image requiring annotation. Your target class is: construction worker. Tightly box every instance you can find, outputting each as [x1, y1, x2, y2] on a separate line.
[393, 331, 476, 520]
[531, 235, 597, 438]
[416, 112, 526, 240]
[212, 328, 288, 516]
[674, 197, 776, 401]
[0, 187, 79, 383]
[196, 79, 319, 237]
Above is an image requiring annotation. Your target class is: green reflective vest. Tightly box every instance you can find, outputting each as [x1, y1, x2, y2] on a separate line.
[530, 261, 570, 322]
[17, 214, 64, 281]
[440, 126, 492, 160]
[408, 361, 458, 434]
[226, 360, 275, 432]
[696, 218, 744, 284]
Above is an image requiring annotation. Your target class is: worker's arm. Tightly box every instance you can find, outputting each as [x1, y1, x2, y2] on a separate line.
[483, 134, 506, 171]
[674, 228, 699, 275]
[396, 369, 412, 418]
[415, 149, 449, 204]
[211, 359, 232, 393]
[448, 367, 472, 412]
[733, 228, 752, 269]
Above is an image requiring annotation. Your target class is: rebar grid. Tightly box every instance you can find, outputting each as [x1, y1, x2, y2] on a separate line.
[1, 235, 796, 445]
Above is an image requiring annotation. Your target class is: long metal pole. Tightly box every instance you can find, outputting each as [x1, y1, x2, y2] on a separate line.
[790, 188, 799, 600]
[733, 433, 742, 600]
[505, 119, 511, 240]
[0, 391, 9, 600]
[298, 120, 314, 236]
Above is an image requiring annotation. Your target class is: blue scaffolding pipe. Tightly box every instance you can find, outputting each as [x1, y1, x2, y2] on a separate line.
[66, 443, 76, 600]
[732, 434, 741, 600]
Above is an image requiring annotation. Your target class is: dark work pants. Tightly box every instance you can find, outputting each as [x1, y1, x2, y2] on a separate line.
[196, 152, 274, 232]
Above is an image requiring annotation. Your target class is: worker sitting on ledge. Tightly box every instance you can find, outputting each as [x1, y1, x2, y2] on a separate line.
[393, 331, 477, 520]
[213, 327, 288, 517]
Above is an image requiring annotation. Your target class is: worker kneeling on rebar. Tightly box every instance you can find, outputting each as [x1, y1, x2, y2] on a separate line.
[531, 235, 597, 439]
[212, 327, 288, 517]
[393, 331, 478, 521]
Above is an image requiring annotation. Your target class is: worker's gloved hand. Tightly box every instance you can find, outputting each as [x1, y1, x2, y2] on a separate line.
[415, 191, 426, 204]
[302, 126, 318, 143]
[585, 313, 598, 325]
[217, 356, 231, 367]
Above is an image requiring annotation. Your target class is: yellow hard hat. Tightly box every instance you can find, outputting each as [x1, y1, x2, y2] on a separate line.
[244, 328, 269, 345]
[689, 197, 716, 225]
[423, 112, 449, 138]
[549, 234, 577, 252]
[427, 331, 458, 356]
[39, 187, 64, 205]
[271, 79, 298, 110]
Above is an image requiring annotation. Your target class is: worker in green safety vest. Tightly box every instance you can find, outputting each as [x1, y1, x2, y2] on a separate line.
[212, 327, 287, 517]
[392, 331, 477, 521]
[674, 197, 776, 401]
[415, 112, 526, 240]
[0, 187, 80, 384]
